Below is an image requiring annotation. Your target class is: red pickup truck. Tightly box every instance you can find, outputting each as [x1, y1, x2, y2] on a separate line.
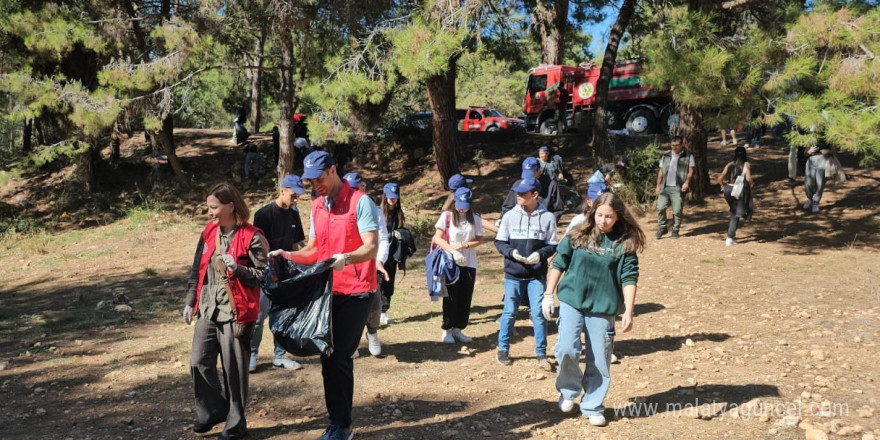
[456, 106, 525, 132]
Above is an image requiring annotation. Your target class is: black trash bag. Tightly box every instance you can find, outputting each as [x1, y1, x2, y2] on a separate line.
[262, 257, 335, 357]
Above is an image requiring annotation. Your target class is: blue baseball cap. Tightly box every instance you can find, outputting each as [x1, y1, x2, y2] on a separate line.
[280, 174, 305, 194]
[301, 150, 335, 180]
[512, 177, 541, 193]
[538, 146, 550, 153]
[448, 174, 473, 191]
[343, 172, 363, 189]
[454, 187, 473, 210]
[521, 157, 539, 178]
[618, 156, 630, 167]
[383, 182, 400, 199]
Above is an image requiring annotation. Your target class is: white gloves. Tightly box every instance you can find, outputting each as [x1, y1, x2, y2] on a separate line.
[451, 250, 466, 266]
[511, 250, 526, 262]
[221, 254, 238, 271]
[541, 295, 555, 321]
[525, 252, 541, 265]
[182, 305, 193, 325]
[331, 253, 347, 271]
[268, 249, 286, 259]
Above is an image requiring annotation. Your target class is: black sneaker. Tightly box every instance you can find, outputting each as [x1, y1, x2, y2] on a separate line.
[670, 230, 680, 239]
[655, 229, 667, 239]
[497, 350, 511, 366]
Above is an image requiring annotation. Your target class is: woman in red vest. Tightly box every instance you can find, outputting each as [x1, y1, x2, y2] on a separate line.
[182, 182, 268, 440]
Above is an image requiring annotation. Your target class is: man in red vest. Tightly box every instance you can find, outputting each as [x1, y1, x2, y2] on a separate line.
[269, 150, 378, 440]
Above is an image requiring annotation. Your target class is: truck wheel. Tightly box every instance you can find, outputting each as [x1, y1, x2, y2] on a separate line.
[486, 125, 500, 132]
[625, 109, 657, 135]
[539, 120, 557, 135]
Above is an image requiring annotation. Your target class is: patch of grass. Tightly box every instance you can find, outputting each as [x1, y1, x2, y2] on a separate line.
[126, 195, 167, 228]
[0, 168, 21, 186]
[699, 257, 725, 265]
[407, 216, 436, 240]
[143, 267, 157, 276]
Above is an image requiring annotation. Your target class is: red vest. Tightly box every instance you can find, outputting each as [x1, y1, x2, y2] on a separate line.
[312, 184, 377, 294]
[194, 222, 262, 323]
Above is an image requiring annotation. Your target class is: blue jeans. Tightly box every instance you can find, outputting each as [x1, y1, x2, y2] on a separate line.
[251, 289, 285, 359]
[498, 278, 547, 357]
[554, 302, 614, 416]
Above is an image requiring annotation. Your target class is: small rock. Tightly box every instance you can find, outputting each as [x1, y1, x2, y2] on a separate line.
[535, 373, 546, 380]
[805, 428, 828, 440]
[853, 336, 861, 343]
[302, 405, 312, 411]
[392, 409, 403, 418]
[95, 300, 109, 311]
[861, 433, 875, 440]
[856, 407, 873, 418]
[685, 338, 695, 347]
[114, 304, 133, 313]
[768, 428, 778, 435]
[33, 387, 46, 394]
[782, 415, 801, 427]
[481, 431, 490, 437]
[810, 350, 825, 361]
[838, 426, 862, 436]
[0, 361, 9, 371]
[35, 408, 47, 416]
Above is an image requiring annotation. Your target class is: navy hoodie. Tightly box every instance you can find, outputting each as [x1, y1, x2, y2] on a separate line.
[494, 203, 558, 280]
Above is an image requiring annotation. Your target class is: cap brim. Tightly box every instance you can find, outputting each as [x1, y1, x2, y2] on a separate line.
[301, 168, 325, 180]
[512, 184, 537, 193]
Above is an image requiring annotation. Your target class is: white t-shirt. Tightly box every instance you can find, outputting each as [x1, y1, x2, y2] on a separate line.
[564, 213, 586, 236]
[435, 211, 483, 269]
[662, 152, 695, 186]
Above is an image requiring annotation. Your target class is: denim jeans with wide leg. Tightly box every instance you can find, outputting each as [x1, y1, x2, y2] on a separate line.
[498, 278, 547, 358]
[554, 302, 615, 417]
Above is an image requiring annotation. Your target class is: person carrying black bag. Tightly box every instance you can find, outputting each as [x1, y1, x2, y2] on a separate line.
[268, 151, 379, 440]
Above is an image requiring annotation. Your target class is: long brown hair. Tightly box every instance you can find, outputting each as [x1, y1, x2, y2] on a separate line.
[381, 194, 405, 228]
[570, 192, 645, 254]
[450, 208, 476, 226]
[207, 182, 249, 226]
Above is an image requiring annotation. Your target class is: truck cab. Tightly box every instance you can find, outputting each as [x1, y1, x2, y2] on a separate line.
[456, 106, 525, 132]
[523, 61, 674, 135]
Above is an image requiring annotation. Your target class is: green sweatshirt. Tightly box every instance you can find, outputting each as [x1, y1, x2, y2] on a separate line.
[551, 232, 639, 316]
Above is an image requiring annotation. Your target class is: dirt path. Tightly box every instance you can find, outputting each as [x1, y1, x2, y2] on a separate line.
[0, 131, 878, 440]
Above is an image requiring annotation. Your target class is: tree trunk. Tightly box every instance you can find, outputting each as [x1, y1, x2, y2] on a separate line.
[426, 57, 461, 190]
[678, 104, 709, 199]
[156, 112, 187, 184]
[535, 0, 569, 65]
[35, 118, 45, 145]
[277, 24, 296, 179]
[22, 117, 33, 154]
[110, 121, 121, 162]
[291, 30, 310, 113]
[75, 141, 100, 193]
[591, 0, 636, 162]
[248, 28, 266, 133]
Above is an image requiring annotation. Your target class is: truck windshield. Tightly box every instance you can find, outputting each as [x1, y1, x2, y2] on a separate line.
[527, 75, 548, 96]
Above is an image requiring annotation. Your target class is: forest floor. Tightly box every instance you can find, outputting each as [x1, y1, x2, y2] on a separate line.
[0, 129, 878, 440]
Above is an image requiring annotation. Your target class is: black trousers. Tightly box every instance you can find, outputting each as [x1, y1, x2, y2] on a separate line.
[321, 293, 370, 429]
[442, 267, 476, 330]
[190, 318, 251, 437]
[379, 262, 398, 313]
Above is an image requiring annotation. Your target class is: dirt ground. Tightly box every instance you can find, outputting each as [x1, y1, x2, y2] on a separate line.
[0, 130, 878, 440]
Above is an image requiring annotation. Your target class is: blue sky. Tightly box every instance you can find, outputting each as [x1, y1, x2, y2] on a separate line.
[585, 1, 623, 58]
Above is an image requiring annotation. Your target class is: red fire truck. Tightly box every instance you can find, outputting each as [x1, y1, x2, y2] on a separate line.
[523, 60, 674, 135]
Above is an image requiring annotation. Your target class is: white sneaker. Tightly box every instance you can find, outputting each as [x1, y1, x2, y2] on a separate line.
[559, 396, 576, 413]
[451, 328, 472, 343]
[610, 353, 620, 364]
[721, 140, 728, 146]
[249, 353, 258, 372]
[379, 313, 392, 325]
[803, 200, 812, 210]
[725, 237, 736, 246]
[441, 330, 455, 343]
[272, 357, 302, 370]
[588, 414, 607, 426]
[367, 332, 382, 356]
[811, 204, 820, 213]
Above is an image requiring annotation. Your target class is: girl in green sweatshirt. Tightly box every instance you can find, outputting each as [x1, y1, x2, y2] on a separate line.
[542, 192, 646, 426]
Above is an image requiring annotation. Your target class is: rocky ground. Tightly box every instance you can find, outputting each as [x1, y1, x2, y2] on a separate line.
[0, 130, 878, 440]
